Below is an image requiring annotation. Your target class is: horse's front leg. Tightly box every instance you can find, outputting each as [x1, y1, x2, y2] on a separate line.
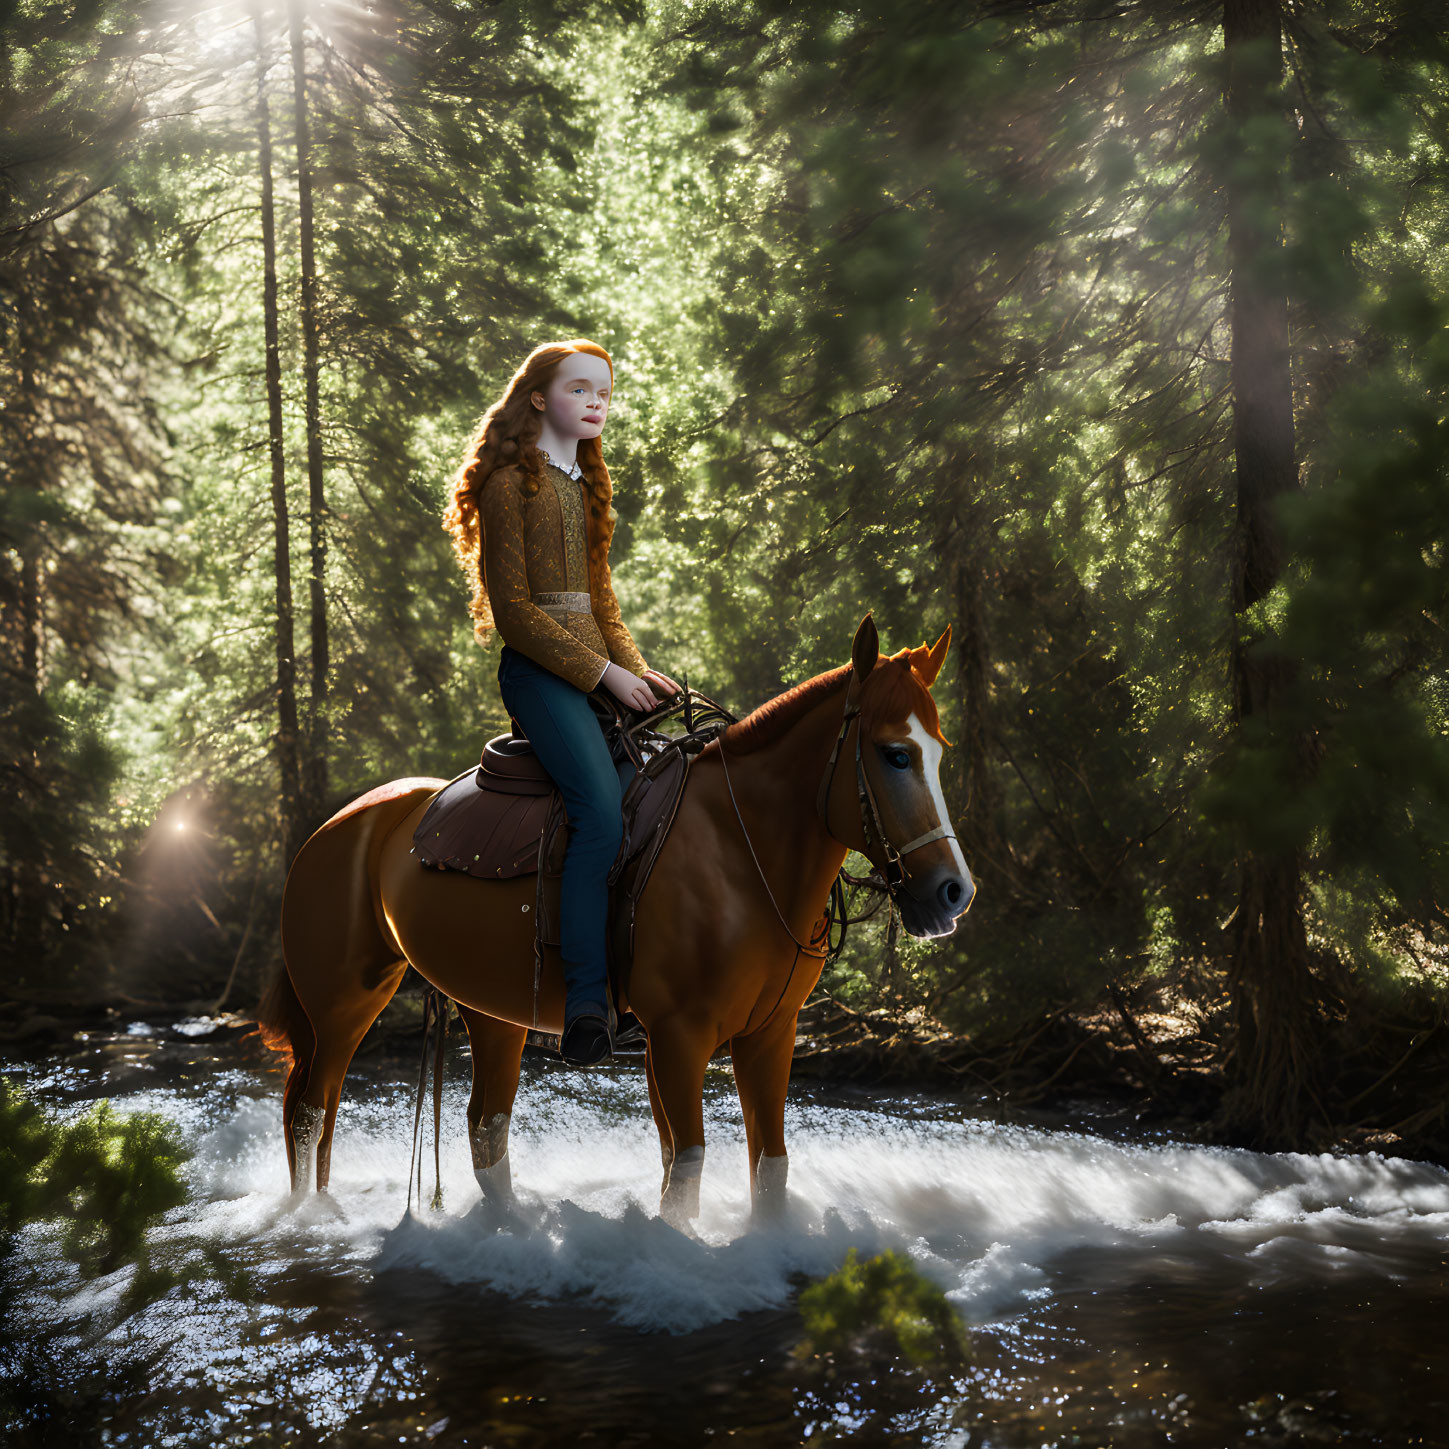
[730, 1010, 798, 1220]
[456, 1007, 528, 1202]
[648, 1011, 717, 1230]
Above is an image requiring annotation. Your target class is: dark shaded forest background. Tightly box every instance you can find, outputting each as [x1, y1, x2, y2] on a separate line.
[4, 0, 1448, 1155]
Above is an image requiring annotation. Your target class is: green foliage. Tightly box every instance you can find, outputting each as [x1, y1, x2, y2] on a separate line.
[798, 1248, 969, 1367]
[0, 1083, 256, 1436]
[1199, 24, 1449, 953]
[0, 59, 169, 973]
[0, 1082, 190, 1289]
[0, 677, 126, 982]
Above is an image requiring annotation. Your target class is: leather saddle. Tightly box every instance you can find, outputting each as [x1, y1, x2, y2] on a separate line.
[411, 692, 698, 1005]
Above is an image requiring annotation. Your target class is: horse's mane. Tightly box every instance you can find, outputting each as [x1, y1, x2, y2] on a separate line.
[720, 665, 852, 756]
[719, 648, 946, 756]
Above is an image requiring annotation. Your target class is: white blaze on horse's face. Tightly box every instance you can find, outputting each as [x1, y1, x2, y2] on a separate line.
[866, 709, 975, 938]
[905, 713, 973, 883]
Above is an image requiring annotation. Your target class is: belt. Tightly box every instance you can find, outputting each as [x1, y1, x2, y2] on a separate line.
[532, 591, 591, 618]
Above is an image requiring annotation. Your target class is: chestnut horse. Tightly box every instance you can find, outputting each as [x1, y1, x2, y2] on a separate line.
[256, 614, 974, 1226]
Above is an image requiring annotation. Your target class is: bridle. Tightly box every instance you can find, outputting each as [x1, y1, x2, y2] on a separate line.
[715, 663, 959, 970]
[812, 664, 958, 893]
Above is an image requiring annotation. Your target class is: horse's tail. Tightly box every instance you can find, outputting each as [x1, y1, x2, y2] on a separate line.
[254, 957, 317, 1137]
[254, 959, 314, 1073]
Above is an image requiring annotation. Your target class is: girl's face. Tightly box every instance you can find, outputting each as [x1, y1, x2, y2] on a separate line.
[532, 352, 612, 442]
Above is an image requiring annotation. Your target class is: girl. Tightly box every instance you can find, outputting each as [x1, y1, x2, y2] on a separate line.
[444, 340, 681, 1065]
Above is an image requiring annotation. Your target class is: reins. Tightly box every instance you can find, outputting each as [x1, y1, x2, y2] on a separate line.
[718, 744, 834, 963]
[616, 673, 897, 970]
[717, 741, 836, 1036]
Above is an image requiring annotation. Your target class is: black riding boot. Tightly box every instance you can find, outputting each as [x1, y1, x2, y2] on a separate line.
[560, 960, 614, 1066]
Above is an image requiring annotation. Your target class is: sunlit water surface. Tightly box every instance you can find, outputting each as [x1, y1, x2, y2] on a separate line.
[3, 1017, 1448, 1447]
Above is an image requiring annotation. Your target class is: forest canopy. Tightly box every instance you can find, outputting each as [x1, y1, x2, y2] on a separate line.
[3, 0, 1448, 1152]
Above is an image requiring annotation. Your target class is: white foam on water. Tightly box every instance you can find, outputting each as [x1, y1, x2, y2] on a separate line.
[146, 1068, 1449, 1335]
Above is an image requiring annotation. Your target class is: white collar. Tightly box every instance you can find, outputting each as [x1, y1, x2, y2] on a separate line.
[540, 450, 582, 481]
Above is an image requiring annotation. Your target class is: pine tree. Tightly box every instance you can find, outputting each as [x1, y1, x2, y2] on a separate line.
[0, 2, 176, 975]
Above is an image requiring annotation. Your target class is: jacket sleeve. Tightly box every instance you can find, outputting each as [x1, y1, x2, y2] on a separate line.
[591, 517, 650, 676]
[480, 471, 609, 692]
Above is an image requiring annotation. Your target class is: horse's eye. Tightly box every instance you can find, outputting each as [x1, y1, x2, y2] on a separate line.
[881, 747, 911, 771]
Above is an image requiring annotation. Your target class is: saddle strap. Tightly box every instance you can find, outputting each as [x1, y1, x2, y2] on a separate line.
[610, 749, 693, 1005]
[531, 791, 569, 1029]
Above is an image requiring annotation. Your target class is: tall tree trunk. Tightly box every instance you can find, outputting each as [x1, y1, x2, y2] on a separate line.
[19, 546, 42, 697]
[289, 0, 329, 815]
[254, 0, 306, 868]
[3, 542, 44, 961]
[1221, 0, 1321, 1146]
[11, 288, 43, 702]
[947, 480, 1002, 876]
[6, 297, 44, 960]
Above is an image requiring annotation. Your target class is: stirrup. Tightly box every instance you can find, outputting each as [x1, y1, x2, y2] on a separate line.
[614, 1010, 647, 1050]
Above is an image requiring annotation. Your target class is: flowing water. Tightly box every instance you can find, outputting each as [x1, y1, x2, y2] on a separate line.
[3, 1014, 1448, 1447]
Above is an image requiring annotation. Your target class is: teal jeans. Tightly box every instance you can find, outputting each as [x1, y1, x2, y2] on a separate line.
[497, 644, 635, 1021]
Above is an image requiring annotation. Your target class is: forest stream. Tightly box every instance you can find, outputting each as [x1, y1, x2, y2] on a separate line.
[3, 1014, 1448, 1448]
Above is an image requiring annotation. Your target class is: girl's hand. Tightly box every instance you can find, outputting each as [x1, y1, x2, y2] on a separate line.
[643, 668, 683, 700]
[601, 662, 658, 712]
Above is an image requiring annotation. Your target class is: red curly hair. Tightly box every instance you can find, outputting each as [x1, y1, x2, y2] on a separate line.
[444, 339, 619, 644]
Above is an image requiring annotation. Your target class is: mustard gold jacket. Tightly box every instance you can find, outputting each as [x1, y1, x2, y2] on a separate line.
[479, 459, 649, 692]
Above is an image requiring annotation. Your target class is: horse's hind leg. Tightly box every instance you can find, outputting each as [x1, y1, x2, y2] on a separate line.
[456, 1007, 527, 1201]
[312, 962, 408, 1188]
[295, 962, 409, 1191]
[275, 787, 429, 1193]
[258, 965, 319, 1192]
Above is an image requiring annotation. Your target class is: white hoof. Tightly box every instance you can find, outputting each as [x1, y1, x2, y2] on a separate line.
[660, 1144, 703, 1230]
[471, 1113, 514, 1202]
[752, 1153, 788, 1221]
[474, 1154, 513, 1201]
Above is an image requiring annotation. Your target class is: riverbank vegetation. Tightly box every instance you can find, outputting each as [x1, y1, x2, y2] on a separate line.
[5, 0, 1449, 1159]
[0, 1083, 198, 1432]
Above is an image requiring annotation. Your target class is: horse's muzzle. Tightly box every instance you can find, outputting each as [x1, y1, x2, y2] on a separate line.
[896, 866, 975, 939]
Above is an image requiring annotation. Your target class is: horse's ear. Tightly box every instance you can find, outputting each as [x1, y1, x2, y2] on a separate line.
[917, 624, 951, 687]
[852, 613, 879, 677]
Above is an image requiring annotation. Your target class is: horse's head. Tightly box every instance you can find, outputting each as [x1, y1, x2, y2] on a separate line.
[830, 613, 975, 938]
